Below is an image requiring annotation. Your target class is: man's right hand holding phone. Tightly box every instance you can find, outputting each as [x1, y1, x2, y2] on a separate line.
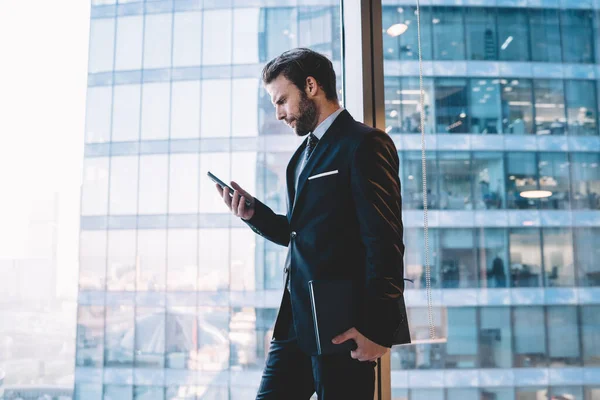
[216, 181, 255, 221]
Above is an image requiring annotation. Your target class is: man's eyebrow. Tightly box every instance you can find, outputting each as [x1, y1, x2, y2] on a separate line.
[273, 95, 286, 105]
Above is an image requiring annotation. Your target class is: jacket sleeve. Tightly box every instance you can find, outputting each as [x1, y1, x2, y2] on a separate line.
[350, 131, 405, 347]
[242, 198, 290, 247]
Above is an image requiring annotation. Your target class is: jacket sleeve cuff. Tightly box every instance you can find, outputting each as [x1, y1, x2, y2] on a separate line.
[356, 298, 400, 348]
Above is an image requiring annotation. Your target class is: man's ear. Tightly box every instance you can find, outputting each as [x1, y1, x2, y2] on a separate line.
[305, 76, 318, 97]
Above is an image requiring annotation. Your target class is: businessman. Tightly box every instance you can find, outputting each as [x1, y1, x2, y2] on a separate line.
[216, 48, 409, 399]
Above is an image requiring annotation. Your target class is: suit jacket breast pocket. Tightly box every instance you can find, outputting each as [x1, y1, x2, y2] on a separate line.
[307, 170, 339, 204]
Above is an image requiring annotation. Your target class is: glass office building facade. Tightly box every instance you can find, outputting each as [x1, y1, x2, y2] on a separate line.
[76, 0, 600, 399]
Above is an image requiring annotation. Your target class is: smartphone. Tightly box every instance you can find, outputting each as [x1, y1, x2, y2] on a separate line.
[207, 171, 252, 208]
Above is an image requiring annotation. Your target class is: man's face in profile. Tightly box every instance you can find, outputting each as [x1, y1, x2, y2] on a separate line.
[266, 74, 318, 137]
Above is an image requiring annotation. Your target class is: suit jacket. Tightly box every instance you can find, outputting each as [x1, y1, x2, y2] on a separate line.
[244, 109, 410, 355]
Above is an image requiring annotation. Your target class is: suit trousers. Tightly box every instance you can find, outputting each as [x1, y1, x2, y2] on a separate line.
[256, 291, 376, 400]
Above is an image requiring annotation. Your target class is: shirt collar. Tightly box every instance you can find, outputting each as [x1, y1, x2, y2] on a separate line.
[311, 107, 344, 141]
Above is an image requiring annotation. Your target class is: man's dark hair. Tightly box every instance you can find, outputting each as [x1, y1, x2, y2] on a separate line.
[261, 48, 338, 101]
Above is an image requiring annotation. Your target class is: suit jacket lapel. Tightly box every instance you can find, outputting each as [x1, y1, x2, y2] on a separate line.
[286, 139, 307, 219]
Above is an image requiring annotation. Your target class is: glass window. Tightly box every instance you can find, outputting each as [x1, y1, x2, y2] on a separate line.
[404, 229, 440, 290]
[501, 78, 534, 135]
[542, 228, 574, 287]
[137, 230, 167, 292]
[173, 11, 203, 67]
[115, 15, 144, 71]
[401, 151, 438, 210]
[141, 82, 170, 140]
[76, 306, 104, 367]
[472, 152, 505, 210]
[538, 152, 571, 210]
[411, 389, 444, 400]
[198, 307, 229, 371]
[170, 81, 201, 139]
[169, 154, 199, 214]
[565, 80, 598, 136]
[392, 388, 409, 400]
[509, 229, 542, 288]
[506, 153, 538, 210]
[135, 307, 166, 368]
[199, 152, 231, 214]
[550, 387, 583, 400]
[134, 386, 164, 400]
[534, 80, 566, 136]
[465, 7, 497, 61]
[81, 157, 110, 216]
[138, 155, 169, 215]
[74, 383, 102, 400]
[435, 78, 469, 133]
[109, 156, 139, 215]
[230, 229, 257, 291]
[513, 306, 547, 367]
[446, 308, 477, 368]
[547, 306, 581, 366]
[478, 229, 509, 289]
[107, 230, 136, 291]
[233, 8, 260, 65]
[263, 239, 287, 290]
[582, 305, 600, 366]
[298, 7, 335, 56]
[112, 84, 141, 142]
[529, 9, 562, 63]
[438, 152, 472, 210]
[447, 388, 478, 400]
[382, 6, 432, 61]
[480, 307, 512, 368]
[439, 229, 477, 288]
[385, 77, 435, 134]
[166, 386, 196, 400]
[167, 230, 198, 291]
[561, 10, 595, 64]
[230, 307, 266, 370]
[88, 18, 115, 73]
[79, 231, 107, 291]
[469, 79, 501, 134]
[260, 8, 298, 63]
[232, 79, 259, 137]
[516, 387, 547, 400]
[481, 388, 515, 400]
[199, 229, 230, 292]
[574, 228, 600, 287]
[103, 384, 133, 400]
[105, 305, 135, 367]
[85, 86, 113, 143]
[202, 9, 232, 66]
[432, 7, 465, 60]
[497, 8, 530, 62]
[201, 79, 231, 137]
[586, 387, 600, 400]
[143, 14, 172, 70]
[166, 307, 197, 369]
[570, 153, 600, 210]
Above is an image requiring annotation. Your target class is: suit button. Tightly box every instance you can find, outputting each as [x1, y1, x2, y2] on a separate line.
[290, 231, 297, 239]
[284, 266, 289, 273]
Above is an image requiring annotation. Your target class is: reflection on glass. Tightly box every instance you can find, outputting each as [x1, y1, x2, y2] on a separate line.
[480, 308, 512, 368]
[497, 8, 530, 62]
[401, 151, 438, 210]
[385, 77, 435, 134]
[107, 230, 137, 291]
[86, 86, 113, 143]
[473, 152, 505, 210]
[506, 153, 538, 210]
[134, 386, 164, 400]
[172, 11, 203, 67]
[79, 231, 107, 291]
[82, 157, 110, 216]
[515, 387, 547, 400]
[135, 308, 166, 368]
[465, 7, 497, 61]
[74, 383, 102, 400]
[446, 308, 477, 368]
[412, 389, 444, 400]
[139, 155, 169, 215]
[435, 78, 469, 133]
[199, 229, 230, 292]
[197, 307, 229, 371]
[478, 229, 508, 289]
[382, 6, 432, 61]
[166, 386, 197, 400]
[574, 229, 600, 287]
[501, 78, 534, 135]
[547, 306, 581, 366]
[403, 229, 439, 290]
[549, 387, 583, 400]
[582, 305, 600, 366]
[586, 387, 600, 400]
[432, 7, 465, 61]
[534, 80, 566, 136]
[167, 230, 198, 291]
[440, 229, 477, 288]
[529, 9, 562, 63]
[259, 8, 298, 62]
[104, 384, 133, 400]
[109, 156, 139, 215]
[481, 388, 515, 400]
[542, 228, 574, 287]
[565, 80, 598, 136]
[509, 229, 542, 288]
[561, 10, 595, 64]
[538, 152, 570, 210]
[76, 306, 104, 367]
[166, 307, 197, 369]
[104, 305, 135, 367]
[447, 388, 478, 400]
[570, 153, 600, 210]
[469, 79, 501, 134]
[513, 307, 547, 367]
[438, 152, 472, 210]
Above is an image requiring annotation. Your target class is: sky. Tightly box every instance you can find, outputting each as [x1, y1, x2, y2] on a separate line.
[0, 1, 91, 299]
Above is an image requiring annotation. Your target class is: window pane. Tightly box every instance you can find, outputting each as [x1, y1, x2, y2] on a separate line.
[135, 307, 166, 368]
[438, 152, 472, 210]
[173, 11, 202, 67]
[134, 386, 164, 400]
[233, 8, 259, 65]
[538, 152, 570, 210]
[115, 16, 144, 71]
[198, 307, 229, 371]
[561, 10, 595, 64]
[169, 154, 199, 214]
[509, 229, 542, 288]
[542, 228, 574, 287]
[547, 306, 581, 366]
[432, 7, 465, 60]
[199, 152, 231, 213]
[141, 82, 170, 140]
[446, 308, 477, 368]
[79, 231, 107, 291]
[570, 153, 600, 210]
[447, 388, 478, 400]
[137, 230, 167, 292]
[478, 229, 509, 289]
[298, 7, 334, 54]
[88, 18, 115, 73]
[565, 80, 598, 136]
[574, 228, 600, 287]
[440, 228, 477, 288]
[469, 79, 501, 134]
[582, 305, 600, 366]
[75, 383, 102, 400]
[516, 387, 547, 400]
[138, 155, 169, 215]
[76, 306, 104, 367]
[81, 157, 110, 216]
[105, 305, 135, 367]
[109, 156, 139, 215]
[201, 80, 231, 137]
[202, 9, 232, 66]
[435, 78, 469, 133]
[506, 153, 538, 210]
[112, 84, 141, 142]
[480, 307, 512, 368]
[166, 307, 197, 369]
[199, 229, 230, 291]
[501, 78, 534, 135]
[497, 8, 530, 62]
[401, 151, 438, 210]
[232, 79, 259, 137]
[481, 388, 515, 400]
[231, 229, 256, 291]
[513, 307, 547, 367]
[549, 387, 583, 400]
[260, 8, 298, 62]
[586, 387, 600, 400]
[383, 6, 432, 61]
[171, 81, 201, 139]
[86, 86, 113, 143]
[411, 389, 444, 400]
[385, 77, 435, 134]
[167, 230, 198, 291]
[534, 80, 566, 136]
[529, 9, 562, 63]
[473, 152, 505, 210]
[143, 13, 172, 70]
[404, 228, 440, 289]
[104, 384, 133, 400]
[465, 7, 497, 61]
[107, 230, 136, 291]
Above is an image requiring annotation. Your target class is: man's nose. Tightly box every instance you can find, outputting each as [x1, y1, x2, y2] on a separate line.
[276, 106, 286, 121]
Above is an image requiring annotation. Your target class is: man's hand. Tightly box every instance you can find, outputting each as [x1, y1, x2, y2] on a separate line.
[332, 327, 388, 362]
[216, 181, 255, 220]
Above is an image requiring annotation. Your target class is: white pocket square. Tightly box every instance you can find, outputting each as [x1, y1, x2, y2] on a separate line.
[308, 170, 339, 180]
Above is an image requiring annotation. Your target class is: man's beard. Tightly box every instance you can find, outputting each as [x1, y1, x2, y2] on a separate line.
[290, 92, 319, 137]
